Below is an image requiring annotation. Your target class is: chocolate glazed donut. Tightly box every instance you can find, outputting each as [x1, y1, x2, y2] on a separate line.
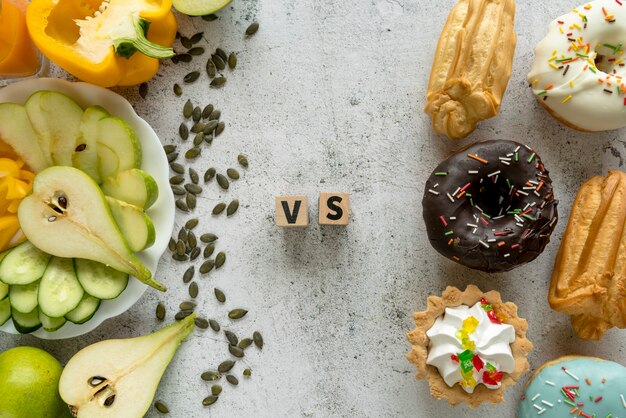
[422, 140, 558, 272]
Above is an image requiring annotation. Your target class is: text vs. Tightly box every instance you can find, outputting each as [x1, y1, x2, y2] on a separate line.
[275, 193, 350, 227]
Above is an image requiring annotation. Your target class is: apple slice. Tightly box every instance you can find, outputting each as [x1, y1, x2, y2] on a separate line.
[102, 168, 159, 210]
[173, 0, 232, 16]
[17, 166, 166, 291]
[0, 103, 50, 172]
[74, 106, 109, 184]
[96, 117, 141, 180]
[105, 197, 155, 252]
[59, 315, 195, 417]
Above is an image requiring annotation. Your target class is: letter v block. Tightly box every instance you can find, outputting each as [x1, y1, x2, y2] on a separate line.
[318, 192, 350, 225]
[275, 195, 308, 227]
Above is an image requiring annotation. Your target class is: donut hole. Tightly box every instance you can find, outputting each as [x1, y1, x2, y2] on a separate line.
[593, 44, 623, 74]
[470, 178, 523, 219]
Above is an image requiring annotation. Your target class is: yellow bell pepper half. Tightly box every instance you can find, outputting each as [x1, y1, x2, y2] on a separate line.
[26, 0, 177, 87]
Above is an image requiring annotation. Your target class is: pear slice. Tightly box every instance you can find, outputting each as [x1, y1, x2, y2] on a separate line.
[59, 314, 195, 418]
[0, 103, 50, 172]
[73, 106, 110, 184]
[105, 197, 155, 252]
[102, 168, 159, 210]
[17, 166, 166, 292]
[95, 117, 142, 180]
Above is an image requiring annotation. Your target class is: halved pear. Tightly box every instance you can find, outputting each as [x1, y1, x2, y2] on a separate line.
[59, 314, 195, 418]
[105, 197, 155, 252]
[173, 0, 233, 16]
[102, 168, 159, 210]
[74, 106, 110, 184]
[0, 103, 50, 172]
[17, 166, 166, 292]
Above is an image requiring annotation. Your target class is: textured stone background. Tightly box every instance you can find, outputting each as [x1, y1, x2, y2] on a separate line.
[2, 0, 626, 417]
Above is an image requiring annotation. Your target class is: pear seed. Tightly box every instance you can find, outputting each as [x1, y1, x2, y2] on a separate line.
[200, 233, 218, 243]
[214, 288, 225, 303]
[47, 216, 57, 222]
[215, 252, 226, 268]
[209, 319, 220, 331]
[238, 338, 253, 349]
[226, 375, 239, 386]
[218, 360, 235, 373]
[200, 259, 214, 274]
[229, 345, 244, 358]
[75, 143, 87, 152]
[226, 200, 239, 216]
[211, 385, 222, 396]
[203, 244, 215, 258]
[201, 371, 220, 381]
[156, 303, 166, 321]
[212, 203, 226, 215]
[88, 376, 106, 387]
[104, 395, 116, 407]
[253, 331, 264, 349]
[189, 282, 199, 299]
[194, 317, 209, 329]
[202, 396, 218, 406]
[228, 308, 247, 320]
[155, 401, 169, 413]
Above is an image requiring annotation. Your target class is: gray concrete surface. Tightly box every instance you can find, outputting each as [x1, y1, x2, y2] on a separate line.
[1, 0, 626, 417]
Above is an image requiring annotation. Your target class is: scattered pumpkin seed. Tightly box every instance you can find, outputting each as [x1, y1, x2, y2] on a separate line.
[189, 282, 199, 299]
[228, 52, 237, 69]
[226, 168, 240, 180]
[204, 243, 215, 258]
[175, 310, 193, 320]
[168, 238, 176, 252]
[186, 193, 197, 210]
[201, 233, 218, 243]
[192, 106, 202, 122]
[173, 83, 182, 96]
[192, 133, 204, 146]
[215, 48, 228, 61]
[208, 109, 221, 120]
[182, 266, 194, 283]
[216, 174, 229, 190]
[243, 368, 252, 377]
[229, 345, 244, 358]
[185, 184, 203, 195]
[202, 396, 218, 406]
[227, 200, 239, 216]
[172, 253, 188, 261]
[246, 21, 259, 36]
[181, 36, 192, 49]
[238, 338, 253, 349]
[202, 14, 218, 21]
[171, 185, 185, 195]
[170, 175, 184, 185]
[176, 240, 186, 256]
[210, 77, 226, 88]
[170, 162, 185, 174]
[200, 259, 215, 274]
[205, 58, 217, 78]
[224, 330, 238, 346]
[183, 100, 193, 118]
[179, 301, 196, 311]
[226, 375, 239, 386]
[253, 331, 264, 349]
[195, 317, 209, 329]
[188, 47, 205, 56]
[167, 152, 179, 162]
[178, 53, 192, 63]
[209, 319, 220, 331]
[190, 32, 203, 44]
[201, 371, 220, 381]
[164, 144, 176, 153]
[211, 385, 222, 396]
[171, 55, 180, 64]
[156, 303, 166, 321]
[185, 148, 201, 159]
[139, 82, 148, 99]
[214, 288, 226, 303]
[215, 252, 226, 268]
[202, 104, 214, 119]
[155, 401, 169, 413]
[179, 123, 189, 140]
[212, 203, 226, 215]
[218, 360, 235, 373]
[178, 227, 188, 241]
[185, 218, 199, 229]
[238, 154, 249, 167]
[215, 122, 225, 136]
[184, 71, 200, 83]
[211, 54, 226, 70]
[188, 232, 197, 248]
[228, 308, 247, 320]
[204, 120, 218, 133]
[190, 247, 201, 261]
[190, 122, 206, 133]
[189, 168, 199, 184]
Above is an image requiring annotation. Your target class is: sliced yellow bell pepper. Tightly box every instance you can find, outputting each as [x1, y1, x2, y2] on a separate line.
[0, 152, 33, 251]
[26, 0, 177, 87]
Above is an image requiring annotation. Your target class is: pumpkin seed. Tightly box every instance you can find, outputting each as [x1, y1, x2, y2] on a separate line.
[243, 368, 252, 377]
[203, 243, 215, 258]
[156, 303, 165, 321]
[224, 330, 238, 346]
[200, 259, 215, 274]
[189, 168, 199, 184]
[203, 120, 218, 133]
[205, 58, 217, 78]
[208, 109, 221, 120]
[172, 253, 188, 261]
[175, 310, 193, 320]
[171, 55, 180, 64]
[188, 47, 205, 56]
[176, 240, 186, 256]
[200, 233, 218, 243]
[210, 77, 226, 88]
[170, 175, 184, 185]
[173, 83, 182, 96]
[185, 184, 203, 195]
[227, 200, 239, 216]
[204, 168, 216, 183]
[228, 52, 237, 69]
[189, 282, 199, 299]
[188, 232, 197, 248]
[202, 396, 218, 406]
[164, 144, 176, 154]
[238, 338, 253, 349]
[170, 162, 185, 174]
[209, 319, 220, 331]
[215, 122, 225, 136]
[216, 174, 229, 190]
[167, 152, 179, 162]
[190, 247, 201, 261]
[179, 301, 196, 310]
[168, 238, 176, 252]
[184, 71, 200, 83]
[228, 308, 247, 319]
[214, 288, 225, 303]
[176, 199, 189, 212]
[195, 317, 209, 329]
[186, 193, 197, 210]
[190, 122, 206, 133]
[185, 218, 199, 229]
[155, 401, 169, 413]
[215, 252, 226, 268]
[183, 99, 193, 118]
[171, 185, 185, 195]
[202, 14, 218, 21]
[246, 21, 259, 36]
[178, 227, 188, 241]
[226, 375, 239, 386]
[229, 345, 244, 358]
[215, 48, 228, 61]
[238, 154, 249, 167]
[212, 203, 226, 215]
[211, 385, 222, 396]
[202, 104, 214, 119]
[178, 53, 192, 63]
[182, 266, 194, 283]
[185, 148, 201, 159]
[190, 32, 203, 44]
[253, 331, 264, 349]
[179, 123, 189, 140]
[201, 371, 220, 381]
[139, 82, 148, 99]
[181, 36, 192, 49]
[211, 54, 226, 70]
[218, 360, 235, 373]
[192, 106, 202, 122]
[192, 133, 203, 146]
[226, 168, 240, 180]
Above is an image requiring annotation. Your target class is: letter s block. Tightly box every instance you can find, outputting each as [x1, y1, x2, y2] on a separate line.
[318, 192, 350, 225]
[275, 195, 308, 227]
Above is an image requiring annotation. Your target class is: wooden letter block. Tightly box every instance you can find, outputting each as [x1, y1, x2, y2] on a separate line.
[275, 195, 308, 227]
[318, 192, 350, 225]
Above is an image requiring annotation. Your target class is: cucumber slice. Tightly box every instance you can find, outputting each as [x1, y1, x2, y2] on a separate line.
[12, 307, 41, 334]
[101, 168, 159, 210]
[38, 257, 84, 318]
[0, 241, 51, 285]
[39, 311, 66, 332]
[65, 294, 100, 324]
[75, 259, 129, 300]
[8, 281, 39, 313]
[0, 298, 10, 326]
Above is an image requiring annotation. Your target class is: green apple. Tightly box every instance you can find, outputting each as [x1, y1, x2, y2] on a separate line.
[0, 346, 71, 418]
[173, 0, 232, 16]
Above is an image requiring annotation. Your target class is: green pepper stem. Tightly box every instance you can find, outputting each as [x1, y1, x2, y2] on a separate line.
[113, 16, 174, 60]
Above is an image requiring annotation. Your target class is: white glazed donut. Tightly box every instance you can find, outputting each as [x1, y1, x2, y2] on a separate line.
[528, 0, 626, 131]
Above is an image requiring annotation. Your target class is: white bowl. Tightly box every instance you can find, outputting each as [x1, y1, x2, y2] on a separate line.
[0, 78, 174, 339]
